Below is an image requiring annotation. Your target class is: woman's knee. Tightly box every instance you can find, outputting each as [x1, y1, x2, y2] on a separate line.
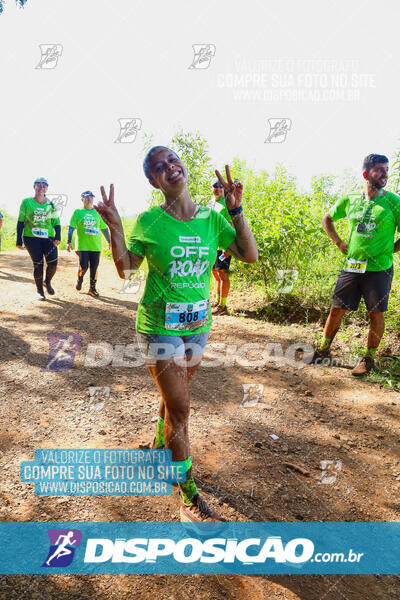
[165, 397, 190, 424]
[220, 270, 229, 282]
[33, 262, 44, 275]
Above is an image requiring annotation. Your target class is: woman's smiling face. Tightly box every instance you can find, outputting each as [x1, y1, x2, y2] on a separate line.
[148, 148, 188, 193]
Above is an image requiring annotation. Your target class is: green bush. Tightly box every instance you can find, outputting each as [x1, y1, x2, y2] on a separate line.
[0, 209, 17, 250]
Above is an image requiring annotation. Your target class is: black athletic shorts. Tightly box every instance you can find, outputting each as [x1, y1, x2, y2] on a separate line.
[213, 249, 231, 271]
[332, 266, 393, 312]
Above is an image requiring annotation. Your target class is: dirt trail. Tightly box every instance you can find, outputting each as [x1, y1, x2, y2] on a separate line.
[0, 250, 399, 600]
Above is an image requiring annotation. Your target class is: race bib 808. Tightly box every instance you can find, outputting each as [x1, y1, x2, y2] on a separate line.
[165, 300, 209, 331]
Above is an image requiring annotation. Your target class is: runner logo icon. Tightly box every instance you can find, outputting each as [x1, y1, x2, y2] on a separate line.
[114, 118, 142, 143]
[43, 333, 82, 372]
[47, 194, 68, 219]
[42, 529, 82, 567]
[241, 383, 264, 407]
[188, 44, 216, 70]
[35, 44, 63, 69]
[265, 118, 292, 143]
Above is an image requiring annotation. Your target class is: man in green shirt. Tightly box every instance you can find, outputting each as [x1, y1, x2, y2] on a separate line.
[207, 180, 233, 315]
[304, 154, 400, 375]
[67, 191, 110, 297]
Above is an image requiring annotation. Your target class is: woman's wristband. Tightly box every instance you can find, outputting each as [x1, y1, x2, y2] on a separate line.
[228, 205, 243, 216]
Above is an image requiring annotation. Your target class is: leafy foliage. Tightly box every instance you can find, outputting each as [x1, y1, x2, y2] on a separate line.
[388, 150, 400, 194]
[225, 158, 345, 293]
[0, 209, 17, 250]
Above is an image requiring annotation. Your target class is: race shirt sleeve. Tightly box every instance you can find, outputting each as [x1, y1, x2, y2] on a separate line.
[217, 197, 233, 225]
[69, 210, 78, 228]
[99, 214, 108, 230]
[127, 215, 145, 256]
[215, 210, 236, 250]
[329, 196, 349, 221]
[220, 205, 233, 225]
[18, 199, 27, 222]
[67, 226, 75, 244]
[388, 194, 400, 231]
[50, 204, 61, 228]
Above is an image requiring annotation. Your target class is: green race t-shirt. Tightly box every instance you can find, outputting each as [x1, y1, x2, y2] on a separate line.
[329, 191, 400, 271]
[69, 208, 108, 251]
[206, 196, 232, 249]
[127, 204, 236, 335]
[18, 197, 60, 238]
[207, 196, 232, 221]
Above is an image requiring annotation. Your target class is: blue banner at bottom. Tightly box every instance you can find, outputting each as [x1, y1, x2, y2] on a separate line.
[0, 522, 398, 574]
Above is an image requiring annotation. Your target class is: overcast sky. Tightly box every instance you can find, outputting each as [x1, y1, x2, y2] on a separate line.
[1, 0, 399, 223]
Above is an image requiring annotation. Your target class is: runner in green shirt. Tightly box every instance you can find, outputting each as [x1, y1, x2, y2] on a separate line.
[67, 191, 110, 297]
[304, 154, 400, 375]
[95, 146, 258, 522]
[207, 180, 233, 315]
[16, 177, 61, 300]
[127, 203, 235, 335]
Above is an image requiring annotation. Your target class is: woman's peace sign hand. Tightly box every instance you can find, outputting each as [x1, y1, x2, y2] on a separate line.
[214, 165, 243, 211]
[95, 184, 121, 229]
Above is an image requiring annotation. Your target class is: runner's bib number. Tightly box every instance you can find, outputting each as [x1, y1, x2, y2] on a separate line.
[32, 227, 49, 238]
[85, 227, 99, 235]
[344, 258, 367, 273]
[165, 299, 209, 331]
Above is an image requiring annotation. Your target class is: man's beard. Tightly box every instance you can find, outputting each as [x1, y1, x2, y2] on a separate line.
[370, 179, 386, 190]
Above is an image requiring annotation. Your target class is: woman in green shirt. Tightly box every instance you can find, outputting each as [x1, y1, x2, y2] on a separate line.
[95, 146, 258, 522]
[67, 191, 110, 297]
[16, 178, 61, 300]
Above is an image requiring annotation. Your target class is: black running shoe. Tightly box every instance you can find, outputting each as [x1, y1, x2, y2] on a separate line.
[44, 281, 55, 295]
[88, 288, 99, 298]
[76, 277, 83, 291]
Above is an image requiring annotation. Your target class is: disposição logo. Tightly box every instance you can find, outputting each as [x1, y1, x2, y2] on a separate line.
[42, 529, 82, 567]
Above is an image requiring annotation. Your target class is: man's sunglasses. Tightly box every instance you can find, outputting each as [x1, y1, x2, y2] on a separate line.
[213, 184, 223, 189]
